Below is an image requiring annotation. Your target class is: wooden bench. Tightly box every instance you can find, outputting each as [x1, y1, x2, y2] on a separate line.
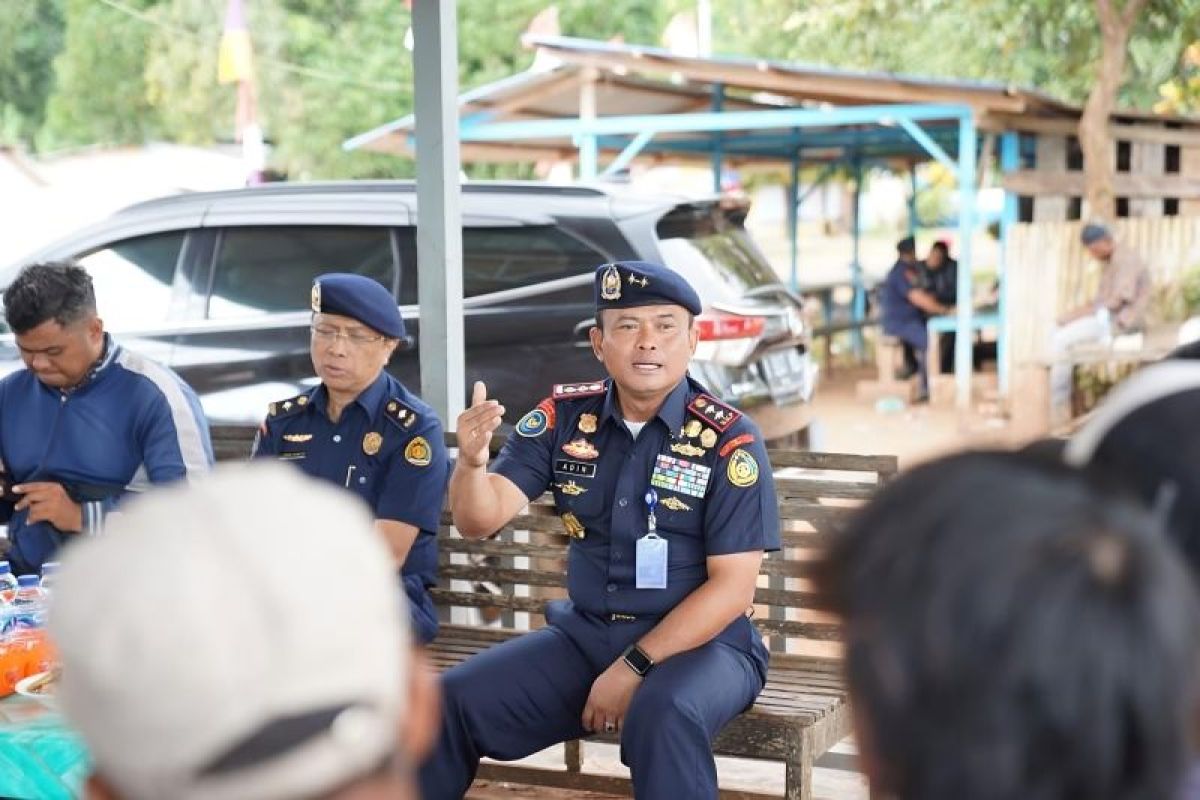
[854, 333, 919, 402]
[209, 425, 897, 799]
[1010, 333, 1172, 436]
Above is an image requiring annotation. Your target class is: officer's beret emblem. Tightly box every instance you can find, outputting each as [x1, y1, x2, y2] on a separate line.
[600, 264, 622, 301]
[311, 281, 322, 313]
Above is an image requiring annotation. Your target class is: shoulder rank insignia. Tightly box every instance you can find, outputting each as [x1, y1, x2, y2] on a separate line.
[516, 398, 555, 438]
[268, 393, 310, 419]
[687, 394, 742, 433]
[553, 380, 607, 400]
[384, 397, 419, 429]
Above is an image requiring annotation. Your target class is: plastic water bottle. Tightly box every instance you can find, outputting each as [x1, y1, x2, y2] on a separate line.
[9, 575, 44, 632]
[39, 562, 60, 594]
[0, 561, 17, 604]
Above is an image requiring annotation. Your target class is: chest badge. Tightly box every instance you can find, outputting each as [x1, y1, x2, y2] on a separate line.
[561, 512, 586, 539]
[683, 419, 702, 438]
[700, 428, 718, 449]
[578, 413, 598, 434]
[670, 442, 706, 458]
[405, 436, 432, 467]
[557, 480, 587, 496]
[660, 496, 692, 512]
[283, 433, 313, 443]
[562, 438, 599, 460]
[362, 432, 383, 455]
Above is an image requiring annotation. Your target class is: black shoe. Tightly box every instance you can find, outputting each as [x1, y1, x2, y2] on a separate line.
[894, 365, 917, 380]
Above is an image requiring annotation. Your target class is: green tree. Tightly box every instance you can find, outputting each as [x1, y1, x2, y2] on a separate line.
[0, 0, 65, 147]
[40, 0, 164, 151]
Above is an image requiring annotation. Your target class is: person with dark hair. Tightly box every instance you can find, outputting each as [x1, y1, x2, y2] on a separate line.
[816, 450, 1200, 800]
[879, 236, 950, 400]
[251, 273, 448, 645]
[1050, 222, 1151, 423]
[423, 261, 778, 799]
[918, 240, 958, 374]
[0, 261, 212, 574]
[1065, 360, 1200, 576]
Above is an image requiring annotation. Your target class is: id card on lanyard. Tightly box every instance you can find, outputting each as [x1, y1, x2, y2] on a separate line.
[636, 488, 668, 589]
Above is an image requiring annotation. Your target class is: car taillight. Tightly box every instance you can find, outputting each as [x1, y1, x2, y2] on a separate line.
[696, 311, 766, 341]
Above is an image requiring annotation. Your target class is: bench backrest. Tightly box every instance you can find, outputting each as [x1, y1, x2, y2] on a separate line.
[210, 425, 897, 654]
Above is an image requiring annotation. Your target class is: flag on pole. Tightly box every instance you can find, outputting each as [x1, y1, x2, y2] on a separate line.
[218, 0, 254, 85]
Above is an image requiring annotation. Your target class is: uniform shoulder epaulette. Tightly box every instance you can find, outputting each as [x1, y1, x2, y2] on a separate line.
[383, 396, 420, 429]
[687, 393, 741, 433]
[267, 393, 311, 419]
[552, 380, 607, 401]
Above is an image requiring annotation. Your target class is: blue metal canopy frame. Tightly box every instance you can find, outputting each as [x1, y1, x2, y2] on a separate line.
[459, 101, 983, 409]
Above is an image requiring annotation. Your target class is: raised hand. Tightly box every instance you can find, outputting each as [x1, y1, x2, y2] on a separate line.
[456, 381, 505, 469]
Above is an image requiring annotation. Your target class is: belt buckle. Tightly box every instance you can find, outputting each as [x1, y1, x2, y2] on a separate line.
[609, 612, 637, 622]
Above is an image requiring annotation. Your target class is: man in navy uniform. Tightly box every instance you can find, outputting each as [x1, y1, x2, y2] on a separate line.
[252, 273, 448, 645]
[422, 261, 780, 798]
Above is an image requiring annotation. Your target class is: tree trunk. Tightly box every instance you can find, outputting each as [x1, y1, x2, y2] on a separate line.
[1078, 0, 1147, 222]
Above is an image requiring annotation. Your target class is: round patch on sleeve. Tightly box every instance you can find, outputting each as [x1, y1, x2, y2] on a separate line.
[727, 449, 759, 488]
[404, 436, 432, 467]
[516, 408, 549, 438]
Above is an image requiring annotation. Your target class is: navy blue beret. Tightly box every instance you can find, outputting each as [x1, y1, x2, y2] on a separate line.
[593, 261, 702, 316]
[311, 273, 405, 339]
[896, 236, 916, 254]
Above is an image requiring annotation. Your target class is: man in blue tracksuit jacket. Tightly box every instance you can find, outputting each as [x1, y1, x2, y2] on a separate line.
[0, 262, 213, 575]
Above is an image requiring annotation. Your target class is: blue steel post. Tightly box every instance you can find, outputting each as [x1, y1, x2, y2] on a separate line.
[998, 132, 1020, 398]
[711, 83, 724, 194]
[788, 147, 801, 290]
[851, 155, 865, 357]
[954, 114, 977, 410]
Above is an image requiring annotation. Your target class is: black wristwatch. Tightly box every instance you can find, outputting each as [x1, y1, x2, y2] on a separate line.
[622, 644, 655, 677]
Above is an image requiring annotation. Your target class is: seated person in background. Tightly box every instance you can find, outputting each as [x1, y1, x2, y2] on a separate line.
[1051, 222, 1151, 419]
[918, 240, 958, 375]
[816, 449, 1200, 800]
[879, 236, 950, 399]
[49, 463, 440, 800]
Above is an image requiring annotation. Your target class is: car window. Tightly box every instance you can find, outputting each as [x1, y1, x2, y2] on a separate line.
[73, 231, 186, 329]
[208, 227, 396, 319]
[655, 209, 779, 303]
[460, 226, 606, 298]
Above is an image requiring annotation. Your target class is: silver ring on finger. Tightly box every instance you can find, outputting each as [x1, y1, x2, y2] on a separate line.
[604, 721, 616, 733]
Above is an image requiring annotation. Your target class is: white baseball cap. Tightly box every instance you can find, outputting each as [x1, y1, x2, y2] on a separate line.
[49, 462, 409, 800]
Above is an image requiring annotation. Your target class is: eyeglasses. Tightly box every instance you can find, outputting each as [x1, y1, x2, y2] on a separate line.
[310, 324, 386, 347]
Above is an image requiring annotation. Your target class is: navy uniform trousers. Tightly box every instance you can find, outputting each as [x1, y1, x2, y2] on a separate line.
[419, 601, 763, 799]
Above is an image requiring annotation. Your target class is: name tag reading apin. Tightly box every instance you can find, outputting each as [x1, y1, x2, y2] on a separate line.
[636, 533, 668, 589]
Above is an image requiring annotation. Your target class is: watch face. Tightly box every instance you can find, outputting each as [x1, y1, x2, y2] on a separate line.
[624, 645, 652, 675]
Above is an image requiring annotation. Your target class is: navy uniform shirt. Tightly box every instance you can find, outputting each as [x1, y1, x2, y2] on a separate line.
[492, 375, 779, 665]
[252, 371, 449, 642]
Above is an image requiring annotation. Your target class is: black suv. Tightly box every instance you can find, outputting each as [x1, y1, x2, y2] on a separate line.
[1, 181, 816, 442]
